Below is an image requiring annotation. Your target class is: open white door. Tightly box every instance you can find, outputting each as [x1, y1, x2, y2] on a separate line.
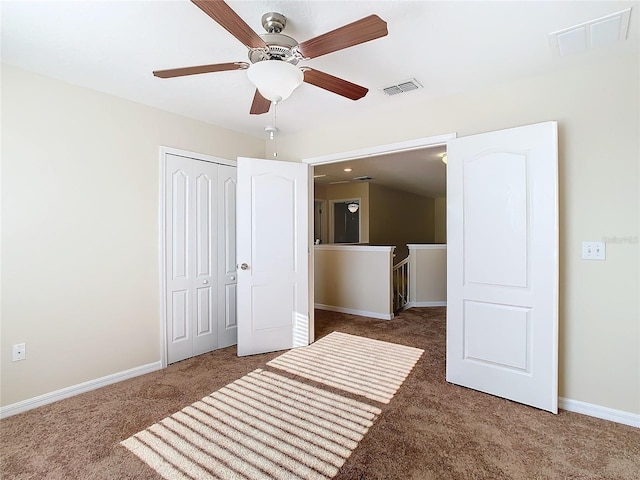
[236, 157, 310, 356]
[446, 121, 559, 413]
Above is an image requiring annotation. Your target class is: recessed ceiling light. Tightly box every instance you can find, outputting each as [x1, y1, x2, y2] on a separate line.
[344, 168, 352, 172]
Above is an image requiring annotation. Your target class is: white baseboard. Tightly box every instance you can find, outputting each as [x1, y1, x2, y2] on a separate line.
[0, 361, 163, 419]
[406, 301, 447, 307]
[559, 397, 640, 428]
[315, 304, 393, 320]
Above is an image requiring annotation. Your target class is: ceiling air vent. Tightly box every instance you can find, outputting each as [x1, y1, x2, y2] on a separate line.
[549, 8, 632, 57]
[353, 175, 374, 181]
[382, 78, 423, 96]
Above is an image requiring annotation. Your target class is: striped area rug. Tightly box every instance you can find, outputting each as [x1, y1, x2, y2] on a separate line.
[121, 332, 423, 479]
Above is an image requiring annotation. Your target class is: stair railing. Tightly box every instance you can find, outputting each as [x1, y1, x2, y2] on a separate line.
[392, 256, 410, 312]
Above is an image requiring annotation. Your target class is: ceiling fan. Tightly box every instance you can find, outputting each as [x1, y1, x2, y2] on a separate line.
[153, 0, 388, 115]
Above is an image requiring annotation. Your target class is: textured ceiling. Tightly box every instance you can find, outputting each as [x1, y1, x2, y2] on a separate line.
[3, 0, 637, 140]
[2, 1, 637, 196]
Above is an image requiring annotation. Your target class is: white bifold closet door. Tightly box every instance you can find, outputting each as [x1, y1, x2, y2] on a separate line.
[165, 153, 237, 364]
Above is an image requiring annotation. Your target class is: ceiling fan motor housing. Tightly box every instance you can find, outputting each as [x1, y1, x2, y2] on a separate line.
[248, 13, 301, 65]
[249, 33, 300, 64]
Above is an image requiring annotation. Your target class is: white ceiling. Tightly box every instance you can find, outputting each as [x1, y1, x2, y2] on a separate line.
[2, 1, 638, 196]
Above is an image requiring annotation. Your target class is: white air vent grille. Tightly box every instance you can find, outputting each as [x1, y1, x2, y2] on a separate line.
[382, 78, 423, 96]
[549, 8, 632, 57]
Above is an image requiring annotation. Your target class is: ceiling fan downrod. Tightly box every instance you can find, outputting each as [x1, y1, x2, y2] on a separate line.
[261, 12, 286, 33]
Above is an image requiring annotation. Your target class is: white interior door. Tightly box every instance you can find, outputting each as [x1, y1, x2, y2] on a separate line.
[446, 121, 559, 413]
[236, 157, 310, 356]
[164, 152, 237, 364]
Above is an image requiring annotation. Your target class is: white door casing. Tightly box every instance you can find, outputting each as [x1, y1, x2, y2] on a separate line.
[162, 150, 237, 365]
[446, 121, 559, 413]
[236, 157, 310, 356]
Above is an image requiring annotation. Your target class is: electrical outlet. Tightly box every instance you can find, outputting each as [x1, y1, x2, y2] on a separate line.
[582, 241, 606, 260]
[12, 343, 26, 361]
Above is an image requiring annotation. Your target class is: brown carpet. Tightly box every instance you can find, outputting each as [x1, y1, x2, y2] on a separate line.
[120, 332, 423, 479]
[1, 307, 639, 479]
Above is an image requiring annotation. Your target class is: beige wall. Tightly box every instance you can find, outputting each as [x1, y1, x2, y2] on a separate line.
[434, 197, 447, 244]
[2, 51, 638, 419]
[314, 245, 394, 319]
[314, 184, 328, 199]
[408, 245, 447, 305]
[1, 65, 264, 406]
[280, 54, 640, 415]
[369, 184, 434, 261]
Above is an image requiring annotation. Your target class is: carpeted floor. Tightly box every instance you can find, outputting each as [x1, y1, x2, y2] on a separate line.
[120, 332, 423, 479]
[1, 307, 639, 479]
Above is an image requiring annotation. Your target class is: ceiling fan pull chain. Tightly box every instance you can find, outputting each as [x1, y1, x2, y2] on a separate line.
[264, 101, 278, 157]
[272, 101, 278, 157]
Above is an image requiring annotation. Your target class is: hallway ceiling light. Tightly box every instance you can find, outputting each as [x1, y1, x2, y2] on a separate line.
[348, 203, 359, 213]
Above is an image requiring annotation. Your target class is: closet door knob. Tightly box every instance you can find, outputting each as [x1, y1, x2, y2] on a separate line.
[240, 263, 249, 270]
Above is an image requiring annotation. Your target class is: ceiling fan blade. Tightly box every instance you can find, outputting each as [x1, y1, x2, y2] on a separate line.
[297, 14, 388, 59]
[250, 89, 271, 115]
[303, 68, 368, 100]
[153, 62, 249, 78]
[191, 0, 266, 49]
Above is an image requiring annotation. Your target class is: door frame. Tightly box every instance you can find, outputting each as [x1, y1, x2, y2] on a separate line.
[303, 133, 455, 334]
[303, 134, 456, 167]
[303, 133, 456, 244]
[158, 146, 237, 368]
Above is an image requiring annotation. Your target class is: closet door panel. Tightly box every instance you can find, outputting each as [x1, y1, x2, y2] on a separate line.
[192, 161, 218, 356]
[166, 155, 194, 363]
[217, 164, 238, 348]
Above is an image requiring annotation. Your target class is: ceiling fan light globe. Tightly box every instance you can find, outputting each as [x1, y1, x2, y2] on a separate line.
[247, 60, 303, 103]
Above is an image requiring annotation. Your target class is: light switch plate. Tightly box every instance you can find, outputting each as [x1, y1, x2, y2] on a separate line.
[582, 241, 606, 260]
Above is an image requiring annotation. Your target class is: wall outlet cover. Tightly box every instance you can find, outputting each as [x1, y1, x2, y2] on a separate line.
[12, 343, 26, 361]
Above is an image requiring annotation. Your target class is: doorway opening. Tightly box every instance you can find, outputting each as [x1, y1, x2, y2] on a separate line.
[306, 134, 454, 251]
[330, 199, 361, 244]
